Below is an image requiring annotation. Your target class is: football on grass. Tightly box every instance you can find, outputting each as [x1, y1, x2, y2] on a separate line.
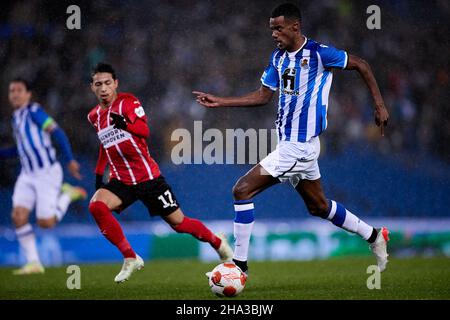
[208, 262, 246, 297]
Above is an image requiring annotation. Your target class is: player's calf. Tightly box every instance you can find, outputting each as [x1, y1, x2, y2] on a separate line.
[89, 201, 136, 259]
[170, 215, 222, 250]
[166, 209, 231, 261]
[305, 200, 329, 219]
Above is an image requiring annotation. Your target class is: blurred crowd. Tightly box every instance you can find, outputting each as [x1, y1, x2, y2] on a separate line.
[0, 0, 449, 186]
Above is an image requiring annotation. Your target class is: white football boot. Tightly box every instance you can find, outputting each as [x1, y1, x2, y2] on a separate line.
[114, 254, 144, 283]
[369, 227, 390, 272]
[215, 233, 233, 262]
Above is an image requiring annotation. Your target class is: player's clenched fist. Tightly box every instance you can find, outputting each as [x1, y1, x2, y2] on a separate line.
[110, 112, 127, 130]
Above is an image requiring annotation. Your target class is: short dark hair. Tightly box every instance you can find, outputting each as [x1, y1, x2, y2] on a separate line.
[10, 78, 31, 91]
[91, 63, 117, 82]
[271, 3, 302, 22]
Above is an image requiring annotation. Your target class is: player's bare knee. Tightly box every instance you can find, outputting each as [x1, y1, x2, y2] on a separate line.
[37, 218, 56, 229]
[90, 189, 121, 212]
[164, 208, 185, 228]
[12, 214, 27, 227]
[11, 208, 29, 227]
[232, 180, 251, 200]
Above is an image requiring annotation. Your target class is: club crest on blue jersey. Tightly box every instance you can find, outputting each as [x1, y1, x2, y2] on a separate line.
[260, 37, 348, 142]
[301, 58, 309, 69]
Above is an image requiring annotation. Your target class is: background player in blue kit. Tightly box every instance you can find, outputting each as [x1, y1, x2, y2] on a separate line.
[0, 78, 87, 275]
[194, 3, 390, 275]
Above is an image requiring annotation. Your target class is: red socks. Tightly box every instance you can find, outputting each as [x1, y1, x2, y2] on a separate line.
[89, 201, 220, 255]
[172, 216, 221, 250]
[89, 201, 136, 259]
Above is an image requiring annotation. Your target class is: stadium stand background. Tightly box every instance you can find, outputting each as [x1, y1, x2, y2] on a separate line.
[0, 0, 449, 224]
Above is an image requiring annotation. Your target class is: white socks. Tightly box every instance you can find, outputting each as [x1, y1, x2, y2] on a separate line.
[15, 223, 41, 264]
[233, 221, 255, 261]
[233, 200, 255, 262]
[327, 200, 374, 240]
[56, 192, 71, 222]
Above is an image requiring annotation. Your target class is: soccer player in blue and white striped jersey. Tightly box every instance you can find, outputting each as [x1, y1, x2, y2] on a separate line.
[0, 78, 86, 275]
[194, 3, 390, 275]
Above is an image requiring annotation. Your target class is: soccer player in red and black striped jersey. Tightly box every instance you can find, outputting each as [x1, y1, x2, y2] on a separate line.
[87, 63, 232, 283]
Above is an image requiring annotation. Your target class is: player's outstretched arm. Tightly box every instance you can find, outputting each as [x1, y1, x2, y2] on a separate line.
[46, 126, 81, 179]
[193, 85, 274, 108]
[345, 54, 389, 136]
[29, 106, 82, 179]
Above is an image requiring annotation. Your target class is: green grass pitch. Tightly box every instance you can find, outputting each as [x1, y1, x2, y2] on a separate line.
[0, 257, 449, 300]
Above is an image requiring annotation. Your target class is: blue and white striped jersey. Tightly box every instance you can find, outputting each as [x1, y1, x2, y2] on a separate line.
[12, 103, 57, 173]
[261, 37, 348, 142]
